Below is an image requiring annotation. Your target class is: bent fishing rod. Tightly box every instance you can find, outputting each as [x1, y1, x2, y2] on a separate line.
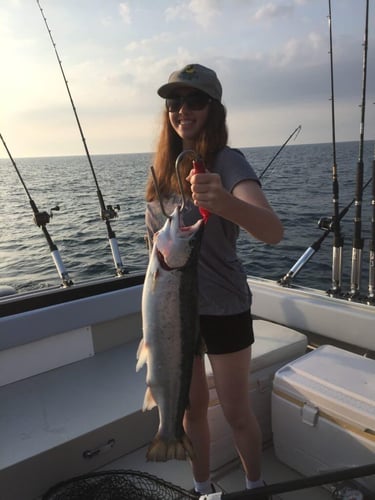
[349, 0, 369, 300]
[0, 133, 73, 287]
[279, 175, 373, 287]
[258, 125, 301, 181]
[327, 0, 343, 296]
[36, 0, 126, 277]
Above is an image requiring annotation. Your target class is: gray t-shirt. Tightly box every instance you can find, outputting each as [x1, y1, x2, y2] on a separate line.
[145, 146, 260, 315]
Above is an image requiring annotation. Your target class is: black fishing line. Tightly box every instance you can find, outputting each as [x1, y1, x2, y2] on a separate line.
[36, 0, 126, 277]
[0, 133, 73, 287]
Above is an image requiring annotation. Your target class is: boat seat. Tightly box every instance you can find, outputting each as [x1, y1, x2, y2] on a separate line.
[0, 338, 157, 500]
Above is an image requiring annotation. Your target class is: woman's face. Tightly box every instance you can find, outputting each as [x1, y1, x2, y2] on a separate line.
[167, 87, 210, 149]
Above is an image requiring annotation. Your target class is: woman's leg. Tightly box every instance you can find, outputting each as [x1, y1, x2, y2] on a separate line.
[183, 355, 210, 482]
[209, 347, 262, 481]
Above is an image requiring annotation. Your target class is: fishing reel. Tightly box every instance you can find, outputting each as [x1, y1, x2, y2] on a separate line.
[32, 205, 60, 227]
[318, 216, 337, 233]
[100, 204, 120, 221]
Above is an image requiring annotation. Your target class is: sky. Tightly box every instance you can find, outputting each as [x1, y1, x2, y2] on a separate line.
[0, 0, 374, 158]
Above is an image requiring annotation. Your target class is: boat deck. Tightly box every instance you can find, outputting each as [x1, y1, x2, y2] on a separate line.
[2, 280, 374, 500]
[99, 443, 333, 499]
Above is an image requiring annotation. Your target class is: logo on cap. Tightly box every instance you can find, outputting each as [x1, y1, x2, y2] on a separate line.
[180, 64, 199, 81]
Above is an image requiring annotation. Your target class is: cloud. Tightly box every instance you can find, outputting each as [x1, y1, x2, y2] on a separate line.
[119, 3, 131, 25]
[253, 2, 294, 21]
[164, 2, 187, 22]
[165, 0, 219, 28]
[269, 31, 326, 68]
[1, 0, 374, 158]
[188, 0, 220, 27]
[124, 32, 172, 53]
[100, 16, 113, 27]
[217, 17, 374, 117]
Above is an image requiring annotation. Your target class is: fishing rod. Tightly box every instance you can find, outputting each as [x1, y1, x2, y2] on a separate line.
[221, 462, 375, 499]
[258, 125, 301, 181]
[367, 140, 375, 304]
[327, 0, 343, 296]
[349, 0, 369, 300]
[0, 133, 73, 287]
[279, 175, 373, 287]
[36, 0, 126, 277]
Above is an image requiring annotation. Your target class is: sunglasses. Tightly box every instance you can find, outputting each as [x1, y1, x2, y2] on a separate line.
[165, 92, 212, 112]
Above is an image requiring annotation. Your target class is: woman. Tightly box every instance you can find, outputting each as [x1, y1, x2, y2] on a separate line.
[145, 63, 283, 497]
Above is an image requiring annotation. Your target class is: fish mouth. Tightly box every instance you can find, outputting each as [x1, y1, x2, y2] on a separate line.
[155, 207, 204, 270]
[175, 206, 204, 236]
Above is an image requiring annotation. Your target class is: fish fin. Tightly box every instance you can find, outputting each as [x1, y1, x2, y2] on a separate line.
[136, 339, 148, 372]
[146, 433, 195, 462]
[142, 387, 157, 411]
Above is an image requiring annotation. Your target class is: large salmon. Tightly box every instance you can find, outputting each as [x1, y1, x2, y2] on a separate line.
[137, 206, 204, 461]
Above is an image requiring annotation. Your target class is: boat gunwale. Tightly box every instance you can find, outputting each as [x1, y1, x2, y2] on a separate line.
[0, 272, 145, 318]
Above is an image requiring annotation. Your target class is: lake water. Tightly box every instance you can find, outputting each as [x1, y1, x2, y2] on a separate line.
[0, 140, 373, 296]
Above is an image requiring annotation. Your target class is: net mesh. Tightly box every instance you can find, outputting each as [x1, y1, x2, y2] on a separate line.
[42, 469, 198, 500]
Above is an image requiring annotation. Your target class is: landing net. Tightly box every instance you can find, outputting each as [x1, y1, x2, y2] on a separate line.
[42, 469, 198, 500]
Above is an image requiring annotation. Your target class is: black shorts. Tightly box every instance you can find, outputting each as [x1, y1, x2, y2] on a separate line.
[199, 309, 254, 355]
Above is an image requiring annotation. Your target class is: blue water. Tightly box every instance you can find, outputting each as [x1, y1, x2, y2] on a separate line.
[0, 141, 373, 294]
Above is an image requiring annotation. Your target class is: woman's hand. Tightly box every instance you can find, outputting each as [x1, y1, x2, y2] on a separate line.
[186, 169, 283, 244]
[187, 170, 231, 215]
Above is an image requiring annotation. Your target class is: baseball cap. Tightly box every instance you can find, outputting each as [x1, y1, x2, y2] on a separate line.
[157, 63, 222, 101]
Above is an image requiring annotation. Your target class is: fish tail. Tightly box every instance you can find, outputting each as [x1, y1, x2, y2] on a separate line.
[146, 433, 195, 462]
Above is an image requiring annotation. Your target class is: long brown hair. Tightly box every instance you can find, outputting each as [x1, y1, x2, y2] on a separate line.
[145, 99, 228, 201]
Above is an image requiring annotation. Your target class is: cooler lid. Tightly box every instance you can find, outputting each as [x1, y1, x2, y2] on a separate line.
[273, 345, 375, 430]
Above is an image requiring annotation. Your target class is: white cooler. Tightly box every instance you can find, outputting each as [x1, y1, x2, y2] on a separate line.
[206, 319, 308, 471]
[272, 344, 375, 493]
